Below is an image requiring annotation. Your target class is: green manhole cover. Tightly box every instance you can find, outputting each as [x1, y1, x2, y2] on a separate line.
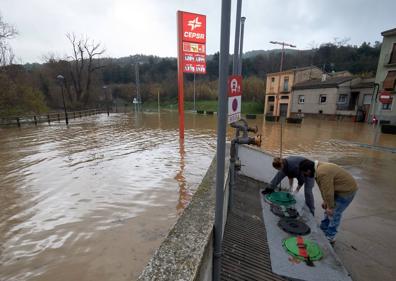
[265, 191, 296, 206]
[283, 236, 323, 261]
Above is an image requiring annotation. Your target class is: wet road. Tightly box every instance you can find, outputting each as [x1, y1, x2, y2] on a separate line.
[0, 112, 395, 281]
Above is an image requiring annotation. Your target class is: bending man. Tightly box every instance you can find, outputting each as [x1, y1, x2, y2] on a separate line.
[299, 159, 358, 244]
[262, 156, 315, 215]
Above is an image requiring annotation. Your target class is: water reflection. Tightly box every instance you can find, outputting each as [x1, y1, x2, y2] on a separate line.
[175, 139, 190, 214]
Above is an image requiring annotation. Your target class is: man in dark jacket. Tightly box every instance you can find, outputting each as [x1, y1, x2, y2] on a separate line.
[262, 156, 315, 215]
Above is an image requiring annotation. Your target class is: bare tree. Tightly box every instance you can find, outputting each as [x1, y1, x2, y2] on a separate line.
[333, 37, 351, 47]
[0, 14, 18, 66]
[66, 33, 105, 106]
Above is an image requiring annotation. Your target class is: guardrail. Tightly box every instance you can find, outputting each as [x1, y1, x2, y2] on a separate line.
[0, 108, 108, 127]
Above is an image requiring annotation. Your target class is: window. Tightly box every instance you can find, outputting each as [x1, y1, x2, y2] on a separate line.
[389, 43, 396, 65]
[298, 95, 305, 104]
[363, 94, 372, 105]
[281, 95, 289, 99]
[320, 95, 327, 104]
[271, 77, 275, 83]
[270, 105, 274, 111]
[283, 77, 289, 92]
[382, 103, 392, 110]
[268, 96, 275, 102]
[338, 94, 347, 104]
[383, 71, 396, 90]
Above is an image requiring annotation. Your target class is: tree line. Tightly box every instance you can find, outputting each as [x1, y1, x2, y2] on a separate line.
[0, 15, 381, 117]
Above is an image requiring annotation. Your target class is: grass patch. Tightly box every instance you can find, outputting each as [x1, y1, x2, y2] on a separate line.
[141, 100, 263, 114]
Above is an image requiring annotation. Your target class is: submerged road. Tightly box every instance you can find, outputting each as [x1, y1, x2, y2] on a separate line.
[0, 112, 395, 281]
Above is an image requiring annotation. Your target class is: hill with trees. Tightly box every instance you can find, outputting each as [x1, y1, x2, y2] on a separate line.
[0, 13, 382, 116]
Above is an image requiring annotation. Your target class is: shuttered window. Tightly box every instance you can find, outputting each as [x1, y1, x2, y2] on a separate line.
[389, 43, 396, 65]
[383, 71, 396, 90]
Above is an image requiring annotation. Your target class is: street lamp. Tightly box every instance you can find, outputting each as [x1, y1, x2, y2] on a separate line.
[56, 75, 69, 125]
[238, 16, 246, 75]
[103, 85, 109, 116]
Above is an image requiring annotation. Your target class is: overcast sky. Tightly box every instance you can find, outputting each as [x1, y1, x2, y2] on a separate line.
[1, 0, 395, 63]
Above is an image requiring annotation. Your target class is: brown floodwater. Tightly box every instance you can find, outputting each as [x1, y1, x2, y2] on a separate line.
[0, 111, 395, 281]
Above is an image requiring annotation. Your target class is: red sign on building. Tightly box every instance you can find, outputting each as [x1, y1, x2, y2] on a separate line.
[379, 91, 393, 104]
[178, 11, 207, 74]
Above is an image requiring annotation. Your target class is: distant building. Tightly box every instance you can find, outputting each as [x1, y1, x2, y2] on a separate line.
[370, 27, 396, 124]
[264, 66, 323, 117]
[291, 76, 374, 121]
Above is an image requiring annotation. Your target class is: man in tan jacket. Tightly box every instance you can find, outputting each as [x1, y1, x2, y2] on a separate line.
[299, 159, 358, 244]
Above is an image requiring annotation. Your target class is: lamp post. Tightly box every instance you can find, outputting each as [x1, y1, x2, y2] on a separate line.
[103, 85, 109, 116]
[238, 16, 246, 75]
[56, 75, 69, 125]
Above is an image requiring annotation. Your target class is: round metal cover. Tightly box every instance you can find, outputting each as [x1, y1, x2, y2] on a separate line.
[283, 236, 323, 261]
[265, 191, 296, 207]
[278, 218, 311, 235]
[271, 205, 299, 218]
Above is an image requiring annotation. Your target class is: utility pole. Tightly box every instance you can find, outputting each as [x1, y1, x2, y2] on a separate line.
[269, 40, 296, 117]
[213, 0, 232, 280]
[269, 41, 296, 72]
[238, 16, 246, 75]
[269, 41, 295, 161]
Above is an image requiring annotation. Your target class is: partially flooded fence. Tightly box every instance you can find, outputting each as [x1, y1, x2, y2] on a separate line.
[0, 108, 108, 127]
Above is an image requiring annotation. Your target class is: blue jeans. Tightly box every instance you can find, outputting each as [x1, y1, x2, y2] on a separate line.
[320, 191, 356, 240]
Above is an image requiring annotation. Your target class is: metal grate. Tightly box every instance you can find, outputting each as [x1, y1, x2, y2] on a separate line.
[221, 175, 286, 281]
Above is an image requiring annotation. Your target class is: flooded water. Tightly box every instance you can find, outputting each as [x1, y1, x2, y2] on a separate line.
[0, 111, 395, 281]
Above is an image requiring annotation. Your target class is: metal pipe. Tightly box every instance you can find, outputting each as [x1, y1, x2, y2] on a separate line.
[232, 0, 242, 75]
[238, 17, 246, 75]
[60, 84, 68, 125]
[213, 0, 232, 280]
[135, 63, 140, 111]
[193, 72, 196, 111]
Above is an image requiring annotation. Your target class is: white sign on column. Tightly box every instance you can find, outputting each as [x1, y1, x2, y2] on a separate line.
[227, 75, 242, 124]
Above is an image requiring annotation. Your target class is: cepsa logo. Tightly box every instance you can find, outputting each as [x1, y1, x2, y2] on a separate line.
[182, 12, 206, 44]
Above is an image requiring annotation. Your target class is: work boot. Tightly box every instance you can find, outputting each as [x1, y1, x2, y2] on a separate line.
[327, 236, 336, 247]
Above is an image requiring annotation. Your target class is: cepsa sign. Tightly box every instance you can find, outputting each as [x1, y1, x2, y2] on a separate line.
[177, 11, 206, 74]
[181, 12, 206, 44]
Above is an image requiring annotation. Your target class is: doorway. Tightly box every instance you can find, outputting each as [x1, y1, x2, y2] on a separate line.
[280, 104, 288, 117]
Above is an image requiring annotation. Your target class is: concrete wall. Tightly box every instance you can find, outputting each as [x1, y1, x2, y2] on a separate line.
[264, 67, 324, 117]
[295, 68, 323, 83]
[290, 79, 372, 119]
[291, 87, 339, 115]
[238, 145, 290, 187]
[266, 72, 294, 94]
[371, 32, 396, 123]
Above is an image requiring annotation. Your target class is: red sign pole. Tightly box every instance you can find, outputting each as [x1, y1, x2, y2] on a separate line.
[177, 11, 185, 139]
[177, 11, 207, 139]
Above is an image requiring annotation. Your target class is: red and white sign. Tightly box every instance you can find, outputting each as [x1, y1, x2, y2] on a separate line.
[379, 91, 393, 104]
[178, 11, 206, 74]
[181, 12, 206, 44]
[228, 75, 242, 124]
